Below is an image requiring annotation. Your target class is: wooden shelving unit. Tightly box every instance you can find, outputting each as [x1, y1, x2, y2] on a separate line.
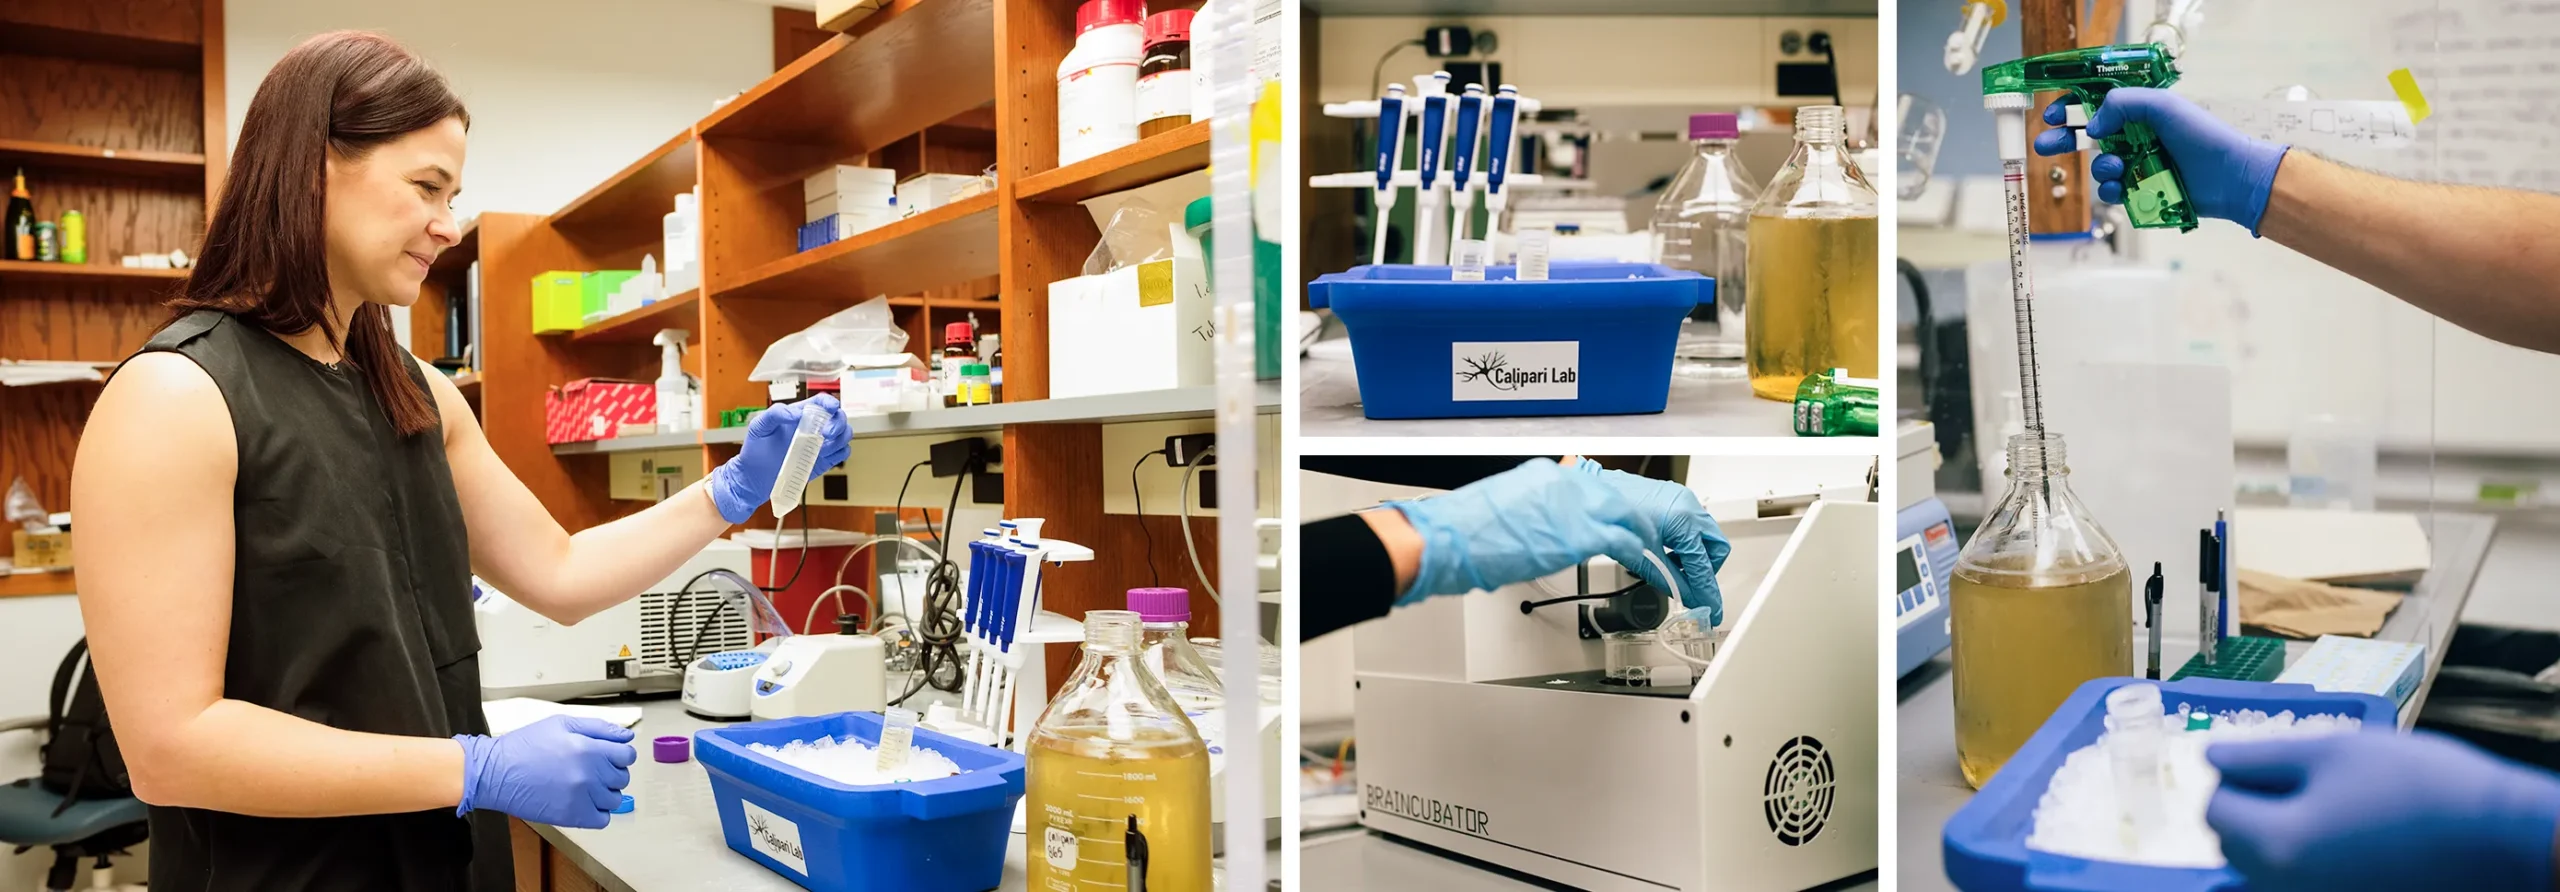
[455, 0, 1230, 656]
[0, 0, 227, 598]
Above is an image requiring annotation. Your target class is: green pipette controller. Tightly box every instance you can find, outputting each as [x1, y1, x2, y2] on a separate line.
[1984, 44, 2194, 231]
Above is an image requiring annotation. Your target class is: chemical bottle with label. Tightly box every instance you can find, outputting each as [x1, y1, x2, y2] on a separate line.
[5, 170, 33, 261]
[1025, 610, 1211, 892]
[1136, 10, 1194, 138]
[1744, 105, 1879, 401]
[1057, 0, 1146, 166]
[652, 329, 699, 433]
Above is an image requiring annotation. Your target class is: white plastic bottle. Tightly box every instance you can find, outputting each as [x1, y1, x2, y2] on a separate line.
[653, 329, 698, 434]
[1056, 0, 1145, 166]
[662, 190, 700, 295]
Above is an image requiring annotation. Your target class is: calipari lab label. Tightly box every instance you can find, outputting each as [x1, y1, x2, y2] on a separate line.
[1366, 785, 1492, 837]
[1450, 341, 1579, 401]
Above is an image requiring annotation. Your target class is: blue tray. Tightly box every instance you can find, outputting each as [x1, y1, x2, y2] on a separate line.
[1942, 677, 2398, 892]
[696, 712, 1025, 892]
[1306, 262, 1711, 419]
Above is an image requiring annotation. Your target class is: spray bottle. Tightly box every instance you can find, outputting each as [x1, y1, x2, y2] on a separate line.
[653, 329, 699, 434]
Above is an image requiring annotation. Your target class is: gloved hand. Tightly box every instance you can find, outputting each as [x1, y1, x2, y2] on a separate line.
[1387, 458, 1665, 606]
[2031, 88, 2290, 235]
[1566, 458, 1732, 627]
[2206, 730, 2560, 891]
[454, 716, 638, 829]
[705, 394, 852, 524]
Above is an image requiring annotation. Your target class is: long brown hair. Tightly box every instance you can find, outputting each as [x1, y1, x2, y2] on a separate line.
[175, 31, 468, 437]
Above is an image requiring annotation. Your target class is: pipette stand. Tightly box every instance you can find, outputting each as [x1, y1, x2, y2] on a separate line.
[1414, 184, 1448, 265]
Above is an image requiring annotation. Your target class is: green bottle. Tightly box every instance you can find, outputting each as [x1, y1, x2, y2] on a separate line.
[59, 210, 84, 264]
[1792, 368, 1880, 437]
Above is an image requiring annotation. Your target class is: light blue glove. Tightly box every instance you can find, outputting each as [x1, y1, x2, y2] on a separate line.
[1566, 458, 1731, 627]
[455, 715, 639, 830]
[1387, 458, 1665, 606]
[2207, 730, 2560, 891]
[705, 394, 853, 524]
[2032, 88, 2291, 235]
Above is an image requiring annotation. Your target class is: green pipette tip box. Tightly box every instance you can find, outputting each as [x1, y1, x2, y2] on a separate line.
[2170, 635, 2287, 683]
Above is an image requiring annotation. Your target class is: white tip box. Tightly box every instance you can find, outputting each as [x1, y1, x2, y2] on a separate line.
[1046, 256, 1210, 399]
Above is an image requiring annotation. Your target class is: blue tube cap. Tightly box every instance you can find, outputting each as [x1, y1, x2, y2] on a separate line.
[613, 794, 635, 815]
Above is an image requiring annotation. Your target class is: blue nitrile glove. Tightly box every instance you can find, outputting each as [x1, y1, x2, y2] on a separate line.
[1566, 458, 1732, 627]
[2032, 88, 2291, 235]
[2206, 730, 2560, 891]
[454, 715, 639, 830]
[705, 394, 853, 524]
[1386, 458, 1665, 606]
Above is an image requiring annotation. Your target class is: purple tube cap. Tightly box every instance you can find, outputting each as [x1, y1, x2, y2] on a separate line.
[654, 735, 691, 763]
[1689, 112, 1741, 141]
[1127, 587, 1191, 624]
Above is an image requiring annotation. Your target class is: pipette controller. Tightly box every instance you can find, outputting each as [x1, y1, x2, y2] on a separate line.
[1983, 44, 2193, 230]
[1448, 84, 1486, 242]
[1370, 84, 1407, 265]
[768, 406, 831, 518]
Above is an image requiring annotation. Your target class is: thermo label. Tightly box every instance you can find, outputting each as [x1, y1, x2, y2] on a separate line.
[741, 800, 808, 874]
[1451, 341, 1579, 402]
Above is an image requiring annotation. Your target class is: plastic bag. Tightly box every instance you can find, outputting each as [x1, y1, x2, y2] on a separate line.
[1081, 201, 1176, 277]
[5, 477, 50, 532]
[748, 296, 910, 384]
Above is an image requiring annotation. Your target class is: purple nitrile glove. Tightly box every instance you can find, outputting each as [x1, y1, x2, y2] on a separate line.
[455, 715, 638, 830]
[2207, 729, 2560, 892]
[705, 394, 852, 524]
[2032, 88, 2290, 235]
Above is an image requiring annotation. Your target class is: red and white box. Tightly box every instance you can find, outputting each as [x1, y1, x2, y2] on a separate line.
[545, 378, 658, 444]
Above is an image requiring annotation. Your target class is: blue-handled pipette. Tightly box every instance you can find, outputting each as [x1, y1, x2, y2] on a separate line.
[1415, 72, 1452, 264]
[1370, 84, 1408, 266]
[1448, 84, 1485, 242]
[1485, 84, 1521, 241]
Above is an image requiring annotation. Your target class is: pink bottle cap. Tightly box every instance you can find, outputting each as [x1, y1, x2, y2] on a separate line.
[654, 735, 691, 763]
[1127, 587, 1190, 623]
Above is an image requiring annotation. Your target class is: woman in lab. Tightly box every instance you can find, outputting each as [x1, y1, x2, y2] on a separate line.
[67, 33, 851, 891]
[2044, 90, 2560, 891]
[1300, 456, 1732, 641]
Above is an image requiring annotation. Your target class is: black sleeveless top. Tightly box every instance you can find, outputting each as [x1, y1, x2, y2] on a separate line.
[132, 310, 508, 891]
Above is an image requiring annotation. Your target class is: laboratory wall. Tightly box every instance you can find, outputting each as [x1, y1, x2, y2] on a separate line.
[1312, 15, 1878, 108]
[225, 0, 776, 219]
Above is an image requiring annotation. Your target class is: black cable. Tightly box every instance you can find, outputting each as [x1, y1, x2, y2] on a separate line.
[760, 507, 813, 594]
[890, 460, 976, 705]
[667, 569, 733, 667]
[1367, 40, 1425, 107]
[1519, 592, 1619, 613]
[1132, 449, 1166, 588]
[893, 459, 930, 546]
[939, 462, 968, 560]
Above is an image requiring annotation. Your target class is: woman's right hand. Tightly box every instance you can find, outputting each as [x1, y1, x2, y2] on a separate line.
[454, 715, 637, 829]
[705, 394, 853, 523]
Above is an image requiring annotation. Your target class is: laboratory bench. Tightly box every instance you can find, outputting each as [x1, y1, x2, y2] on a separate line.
[1298, 338, 1799, 438]
[1300, 826, 1880, 891]
[1893, 511, 2497, 892]
[511, 697, 1275, 892]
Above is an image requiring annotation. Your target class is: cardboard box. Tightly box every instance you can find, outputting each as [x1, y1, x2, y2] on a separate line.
[545, 378, 658, 444]
[805, 189, 896, 225]
[1046, 256, 1211, 399]
[896, 174, 989, 214]
[532, 270, 585, 333]
[804, 166, 895, 203]
[11, 529, 71, 571]
[609, 449, 705, 502]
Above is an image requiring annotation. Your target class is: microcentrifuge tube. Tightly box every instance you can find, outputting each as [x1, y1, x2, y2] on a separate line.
[1516, 227, 1553, 281]
[2104, 684, 2167, 844]
[877, 706, 920, 772]
[1450, 238, 1490, 281]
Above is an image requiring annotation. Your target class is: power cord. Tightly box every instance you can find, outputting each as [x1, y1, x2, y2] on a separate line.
[1132, 449, 1166, 587]
[1180, 444, 1221, 606]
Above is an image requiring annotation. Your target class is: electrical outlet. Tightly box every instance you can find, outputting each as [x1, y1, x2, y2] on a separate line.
[930, 437, 985, 477]
[1198, 469, 1217, 510]
[1165, 433, 1217, 467]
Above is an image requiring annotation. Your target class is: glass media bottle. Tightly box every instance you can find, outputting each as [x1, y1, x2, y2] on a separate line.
[1652, 112, 1760, 334]
[1949, 432, 2133, 788]
[1026, 610, 1212, 891]
[1744, 104, 1880, 401]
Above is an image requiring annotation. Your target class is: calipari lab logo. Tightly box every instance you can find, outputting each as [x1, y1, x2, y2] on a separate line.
[748, 814, 803, 863]
[1450, 342, 1580, 402]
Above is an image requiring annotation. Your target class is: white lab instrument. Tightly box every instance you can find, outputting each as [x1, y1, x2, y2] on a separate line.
[476, 541, 755, 701]
[652, 328, 698, 434]
[1944, 0, 2006, 74]
[1321, 471, 1879, 891]
[749, 632, 888, 720]
[768, 408, 831, 519]
[683, 647, 769, 719]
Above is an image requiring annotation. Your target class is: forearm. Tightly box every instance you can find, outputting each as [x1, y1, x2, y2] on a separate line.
[511, 480, 734, 625]
[129, 698, 462, 817]
[2261, 152, 2560, 353]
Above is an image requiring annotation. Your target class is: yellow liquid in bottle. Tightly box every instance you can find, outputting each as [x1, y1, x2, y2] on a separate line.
[1949, 563, 2133, 788]
[1025, 731, 1212, 892]
[1744, 214, 1879, 401]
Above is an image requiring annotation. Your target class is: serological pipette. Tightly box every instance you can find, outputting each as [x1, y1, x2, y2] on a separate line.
[1982, 89, 2050, 481]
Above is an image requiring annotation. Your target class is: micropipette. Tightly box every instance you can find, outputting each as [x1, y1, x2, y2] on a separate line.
[1448, 84, 1486, 242]
[768, 406, 832, 518]
[1370, 84, 1408, 266]
[1484, 85, 1520, 243]
[1415, 73, 1451, 265]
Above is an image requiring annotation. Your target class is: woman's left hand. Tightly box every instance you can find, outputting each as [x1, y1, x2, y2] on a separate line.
[705, 394, 852, 523]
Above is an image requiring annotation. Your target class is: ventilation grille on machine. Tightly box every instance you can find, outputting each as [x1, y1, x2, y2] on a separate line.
[1763, 735, 1836, 847]
[637, 587, 752, 669]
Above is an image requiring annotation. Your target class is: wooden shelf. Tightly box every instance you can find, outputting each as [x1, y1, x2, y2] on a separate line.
[430, 218, 480, 280]
[0, 570, 76, 599]
[698, 0, 994, 155]
[0, 259, 189, 283]
[1016, 121, 1212, 204]
[555, 381, 1282, 454]
[0, 139, 206, 181]
[714, 193, 998, 301]
[551, 133, 695, 248]
[0, 22, 200, 69]
[566, 290, 701, 343]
